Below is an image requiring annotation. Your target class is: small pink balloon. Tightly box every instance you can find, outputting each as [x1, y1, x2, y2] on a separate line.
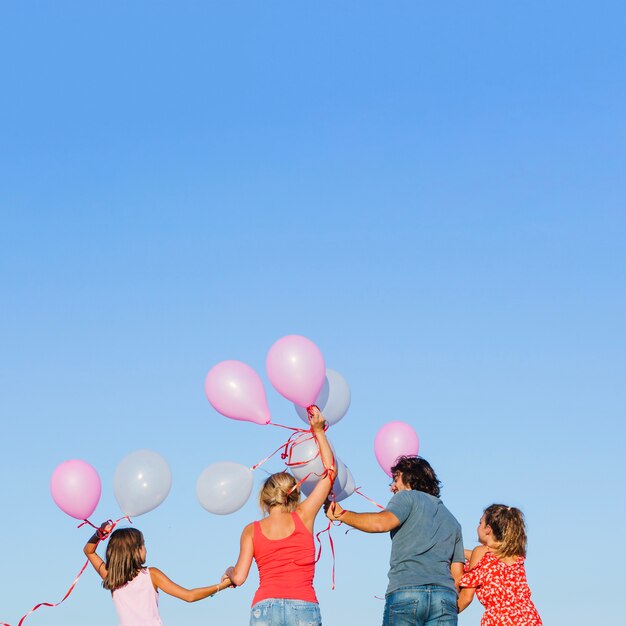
[266, 335, 326, 408]
[205, 360, 271, 425]
[374, 421, 420, 477]
[50, 459, 102, 520]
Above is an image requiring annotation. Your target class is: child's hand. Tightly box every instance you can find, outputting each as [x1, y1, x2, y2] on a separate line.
[98, 521, 113, 540]
[222, 567, 236, 587]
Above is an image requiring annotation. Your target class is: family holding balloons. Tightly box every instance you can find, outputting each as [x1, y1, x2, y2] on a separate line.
[41, 335, 541, 626]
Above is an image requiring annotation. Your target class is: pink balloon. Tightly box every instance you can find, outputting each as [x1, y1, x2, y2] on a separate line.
[205, 360, 271, 425]
[374, 421, 420, 477]
[50, 459, 102, 520]
[266, 335, 326, 408]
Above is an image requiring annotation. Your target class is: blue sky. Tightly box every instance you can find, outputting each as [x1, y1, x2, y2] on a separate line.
[1, 2, 625, 625]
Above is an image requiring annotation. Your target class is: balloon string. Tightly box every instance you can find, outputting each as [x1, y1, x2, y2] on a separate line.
[251, 419, 320, 472]
[12, 559, 91, 626]
[3, 515, 132, 626]
[77, 514, 131, 532]
[254, 406, 327, 472]
[293, 520, 337, 590]
[353, 487, 385, 510]
[283, 432, 318, 468]
[250, 429, 307, 471]
[269, 422, 309, 433]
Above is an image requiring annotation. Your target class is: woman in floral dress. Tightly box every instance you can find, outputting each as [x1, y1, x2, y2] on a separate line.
[458, 504, 542, 625]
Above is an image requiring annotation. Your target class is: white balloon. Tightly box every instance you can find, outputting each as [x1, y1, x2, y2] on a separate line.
[289, 432, 336, 489]
[294, 369, 351, 426]
[113, 450, 172, 517]
[298, 455, 343, 497]
[332, 464, 356, 502]
[196, 461, 253, 515]
[297, 457, 355, 502]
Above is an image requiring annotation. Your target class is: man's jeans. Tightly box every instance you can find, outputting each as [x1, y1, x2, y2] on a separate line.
[382, 585, 458, 626]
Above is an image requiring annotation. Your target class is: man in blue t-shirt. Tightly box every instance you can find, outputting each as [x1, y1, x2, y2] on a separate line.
[325, 456, 464, 626]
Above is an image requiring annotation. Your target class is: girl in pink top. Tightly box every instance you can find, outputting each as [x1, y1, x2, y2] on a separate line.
[84, 525, 231, 626]
[224, 406, 335, 626]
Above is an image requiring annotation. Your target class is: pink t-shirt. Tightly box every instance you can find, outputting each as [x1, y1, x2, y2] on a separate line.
[112, 568, 163, 626]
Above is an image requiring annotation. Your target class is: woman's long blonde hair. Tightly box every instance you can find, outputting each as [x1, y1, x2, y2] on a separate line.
[258, 472, 301, 514]
[103, 528, 145, 591]
[484, 504, 527, 558]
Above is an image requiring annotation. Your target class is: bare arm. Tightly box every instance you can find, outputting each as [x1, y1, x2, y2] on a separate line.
[325, 501, 401, 533]
[450, 561, 464, 590]
[224, 523, 254, 587]
[457, 545, 488, 612]
[457, 587, 475, 612]
[298, 407, 336, 527]
[83, 522, 112, 580]
[149, 568, 231, 602]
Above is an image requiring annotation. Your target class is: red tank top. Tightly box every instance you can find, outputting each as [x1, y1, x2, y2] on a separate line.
[252, 511, 318, 606]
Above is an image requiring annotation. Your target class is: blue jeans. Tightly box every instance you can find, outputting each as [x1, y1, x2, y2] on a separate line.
[250, 598, 322, 626]
[382, 586, 458, 626]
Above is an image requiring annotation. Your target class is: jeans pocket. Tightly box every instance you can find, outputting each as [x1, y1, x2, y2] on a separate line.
[388, 599, 420, 625]
[293, 602, 322, 626]
[437, 598, 458, 625]
[250, 603, 269, 626]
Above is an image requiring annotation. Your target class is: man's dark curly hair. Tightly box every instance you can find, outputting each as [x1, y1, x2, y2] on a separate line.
[390, 456, 441, 497]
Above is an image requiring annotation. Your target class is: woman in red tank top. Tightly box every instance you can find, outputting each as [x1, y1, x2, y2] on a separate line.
[224, 407, 335, 626]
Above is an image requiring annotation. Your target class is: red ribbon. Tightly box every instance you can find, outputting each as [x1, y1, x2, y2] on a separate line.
[12, 559, 91, 626]
[250, 425, 310, 471]
[1, 515, 131, 626]
[353, 487, 385, 510]
[294, 520, 337, 590]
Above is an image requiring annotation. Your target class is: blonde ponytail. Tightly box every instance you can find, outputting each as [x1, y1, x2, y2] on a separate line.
[258, 472, 301, 514]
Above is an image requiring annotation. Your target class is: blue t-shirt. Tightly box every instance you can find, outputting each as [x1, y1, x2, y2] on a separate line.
[385, 490, 464, 594]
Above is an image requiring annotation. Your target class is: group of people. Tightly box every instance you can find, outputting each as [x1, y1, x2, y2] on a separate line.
[84, 407, 542, 625]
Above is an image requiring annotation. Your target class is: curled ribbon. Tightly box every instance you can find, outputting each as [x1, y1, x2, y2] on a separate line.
[1, 515, 131, 626]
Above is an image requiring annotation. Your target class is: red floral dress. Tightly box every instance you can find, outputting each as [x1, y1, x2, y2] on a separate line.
[460, 551, 542, 626]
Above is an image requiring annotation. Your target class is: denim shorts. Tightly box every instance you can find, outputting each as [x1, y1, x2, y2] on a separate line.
[250, 598, 322, 626]
[382, 585, 458, 626]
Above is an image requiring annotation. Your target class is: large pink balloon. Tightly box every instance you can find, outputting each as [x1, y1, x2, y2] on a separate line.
[374, 421, 420, 477]
[205, 360, 271, 425]
[50, 459, 102, 520]
[266, 335, 326, 408]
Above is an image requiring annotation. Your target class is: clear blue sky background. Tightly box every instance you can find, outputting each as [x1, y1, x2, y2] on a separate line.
[1, 2, 625, 625]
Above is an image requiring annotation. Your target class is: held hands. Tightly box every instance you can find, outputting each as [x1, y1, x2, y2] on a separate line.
[222, 566, 236, 587]
[307, 405, 327, 433]
[324, 499, 345, 521]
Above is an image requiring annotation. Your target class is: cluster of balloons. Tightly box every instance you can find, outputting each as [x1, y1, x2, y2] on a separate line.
[50, 450, 172, 521]
[200, 335, 356, 515]
[50, 335, 421, 523]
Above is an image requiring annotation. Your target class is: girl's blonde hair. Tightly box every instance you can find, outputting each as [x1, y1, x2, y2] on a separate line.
[484, 504, 527, 558]
[103, 528, 145, 591]
[258, 472, 301, 514]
